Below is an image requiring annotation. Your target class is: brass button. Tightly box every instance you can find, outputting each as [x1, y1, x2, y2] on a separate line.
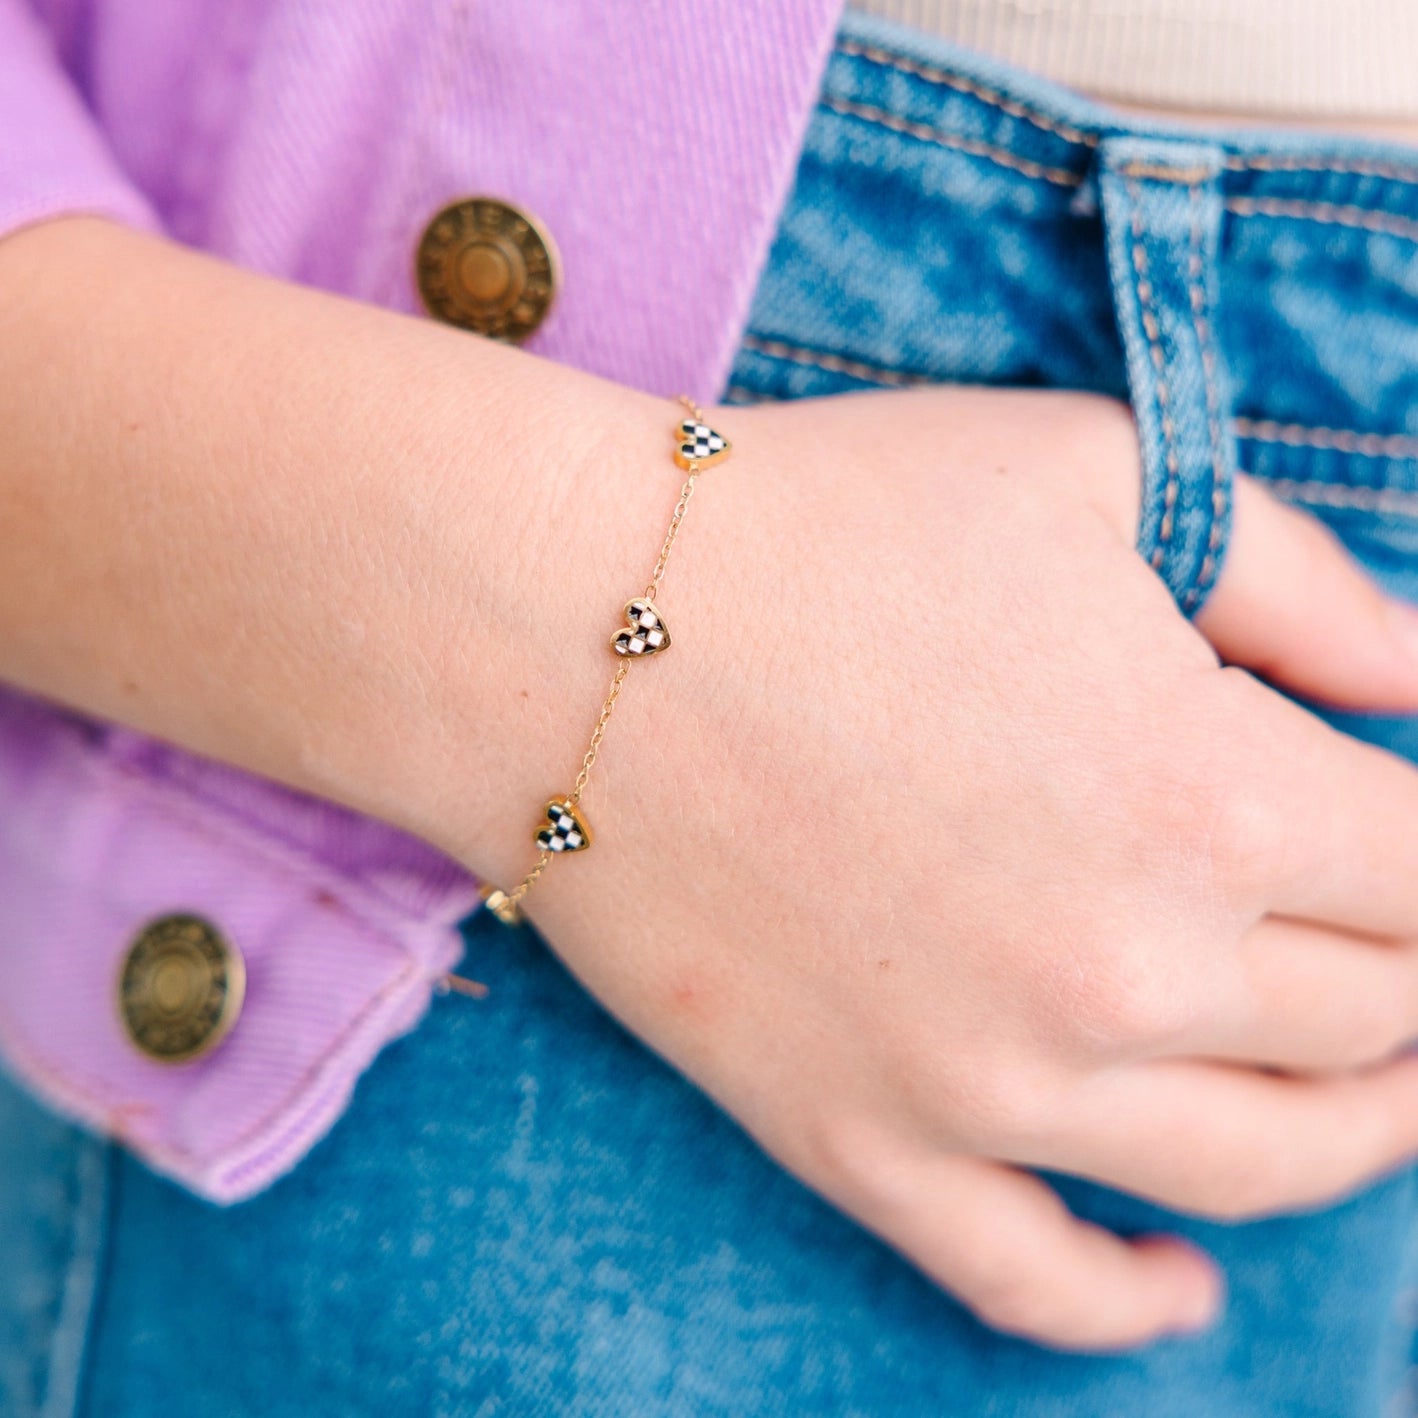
[119, 913, 246, 1064]
[415, 197, 559, 343]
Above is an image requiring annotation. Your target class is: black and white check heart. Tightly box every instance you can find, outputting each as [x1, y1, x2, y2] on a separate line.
[611, 597, 671, 658]
[535, 798, 592, 853]
[675, 419, 732, 469]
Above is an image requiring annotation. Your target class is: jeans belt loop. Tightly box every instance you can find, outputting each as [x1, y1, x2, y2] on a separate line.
[1097, 135, 1235, 618]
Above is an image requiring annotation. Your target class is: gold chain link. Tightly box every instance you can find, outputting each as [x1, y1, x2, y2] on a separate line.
[501, 850, 551, 910]
[644, 471, 700, 599]
[570, 658, 633, 804]
[470, 395, 722, 934]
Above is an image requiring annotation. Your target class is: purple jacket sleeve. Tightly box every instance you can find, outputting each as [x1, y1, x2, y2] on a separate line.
[0, 694, 481, 1203]
[0, 0, 844, 1203]
[0, 0, 157, 237]
[0, 0, 482, 1202]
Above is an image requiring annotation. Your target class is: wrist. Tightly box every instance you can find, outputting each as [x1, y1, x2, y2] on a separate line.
[376, 364, 689, 885]
[448, 396, 776, 942]
[0, 217, 664, 875]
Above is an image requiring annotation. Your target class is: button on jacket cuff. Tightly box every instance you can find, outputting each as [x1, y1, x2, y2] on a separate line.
[0, 692, 481, 1204]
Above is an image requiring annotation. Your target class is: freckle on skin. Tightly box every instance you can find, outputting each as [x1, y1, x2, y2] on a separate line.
[877, 958, 893, 970]
[669, 982, 711, 1020]
[121, 679, 139, 695]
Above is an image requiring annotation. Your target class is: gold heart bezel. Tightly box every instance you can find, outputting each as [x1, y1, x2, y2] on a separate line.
[534, 797, 592, 853]
[673, 419, 732, 471]
[611, 597, 672, 658]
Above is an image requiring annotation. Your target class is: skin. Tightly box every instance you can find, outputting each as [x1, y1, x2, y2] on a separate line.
[8, 217, 1418, 1353]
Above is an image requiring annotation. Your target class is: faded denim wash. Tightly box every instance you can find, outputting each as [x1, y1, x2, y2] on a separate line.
[6, 11, 1418, 1416]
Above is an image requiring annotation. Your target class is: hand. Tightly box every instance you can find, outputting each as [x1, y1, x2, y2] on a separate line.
[10, 222, 1418, 1353]
[508, 385, 1418, 1351]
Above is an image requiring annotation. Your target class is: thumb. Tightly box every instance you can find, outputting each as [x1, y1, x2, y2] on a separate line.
[1195, 474, 1418, 712]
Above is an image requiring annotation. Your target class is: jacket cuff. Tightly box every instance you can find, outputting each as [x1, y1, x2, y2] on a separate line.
[0, 690, 481, 1203]
[0, 0, 158, 241]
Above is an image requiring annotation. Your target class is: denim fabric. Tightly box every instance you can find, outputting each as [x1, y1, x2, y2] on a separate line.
[10, 9, 1418, 1415]
[1096, 137, 1233, 615]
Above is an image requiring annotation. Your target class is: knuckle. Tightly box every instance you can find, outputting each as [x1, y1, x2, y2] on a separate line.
[1213, 782, 1293, 890]
[874, 1019, 1062, 1152]
[1064, 955, 1200, 1056]
[932, 1061, 1059, 1152]
[790, 1109, 896, 1206]
[1119, 725, 1272, 909]
[1206, 778, 1288, 877]
[1165, 742, 1289, 901]
[794, 1043, 1066, 1170]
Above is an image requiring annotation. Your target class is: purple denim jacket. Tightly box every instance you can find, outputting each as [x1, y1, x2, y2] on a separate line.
[0, 0, 843, 1201]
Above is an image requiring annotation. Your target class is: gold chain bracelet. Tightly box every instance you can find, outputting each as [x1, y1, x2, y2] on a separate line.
[476, 395, 731, 929]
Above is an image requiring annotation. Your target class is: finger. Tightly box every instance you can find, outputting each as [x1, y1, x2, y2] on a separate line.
[1048, 1053, 1418, 1221]
[1195, 474, 1418, 712]
[1188, 917, 1418, 1073]
[837, 1149, 1221, 1350]
[1220, 670, 1418, 940]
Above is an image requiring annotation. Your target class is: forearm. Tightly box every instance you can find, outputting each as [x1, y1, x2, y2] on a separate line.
[0, 217, 669, 879]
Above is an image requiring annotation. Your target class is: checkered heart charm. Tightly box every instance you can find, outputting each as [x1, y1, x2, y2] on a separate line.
[534, 798, 592, 854]
[611, 597, 671, 658]
[674, 418, 732, 470]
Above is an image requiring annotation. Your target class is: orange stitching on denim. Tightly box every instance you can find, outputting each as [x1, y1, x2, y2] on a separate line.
[835, 39, 1099, 148]
[1228, 152, 1418, 186]
[1261, 479, 1418, 518]
[821, 96, 1083, 188]
[724, 384, 773, 403]
[1127, 177, 1179, 572]
[1118, 160, 1216, 185]
[1226, 196, 1418, 244]
[835, 41, 1418, 211]
[1186, 181, 1228, 603]
[741, 334, 925, 386]
[1234, 417, 1418, 458]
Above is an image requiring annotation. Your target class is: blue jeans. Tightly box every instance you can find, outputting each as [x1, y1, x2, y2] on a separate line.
[8, 11, 1418, 1415]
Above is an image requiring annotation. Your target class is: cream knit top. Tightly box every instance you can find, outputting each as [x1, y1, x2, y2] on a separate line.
[853, 1, 1418, 118]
